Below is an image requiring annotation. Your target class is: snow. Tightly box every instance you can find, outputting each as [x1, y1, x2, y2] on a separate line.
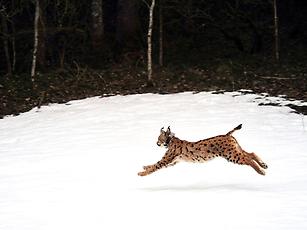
[0, 91, 307, 230]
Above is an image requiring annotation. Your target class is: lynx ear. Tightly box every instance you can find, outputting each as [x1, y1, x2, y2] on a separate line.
[167, 126, 171, 133]
[160, 127, 164, 133]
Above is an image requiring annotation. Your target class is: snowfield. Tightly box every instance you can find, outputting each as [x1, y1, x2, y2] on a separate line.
[0, 91, 307, 230]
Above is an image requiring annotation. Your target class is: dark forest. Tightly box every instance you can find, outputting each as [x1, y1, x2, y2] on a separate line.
[1, 0, 307, 117]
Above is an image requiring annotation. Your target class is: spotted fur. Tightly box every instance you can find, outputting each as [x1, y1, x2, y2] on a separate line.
[138, 124, 268, 176]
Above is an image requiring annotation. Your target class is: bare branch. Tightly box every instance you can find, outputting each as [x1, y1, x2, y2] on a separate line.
[142, 0, 150, 8]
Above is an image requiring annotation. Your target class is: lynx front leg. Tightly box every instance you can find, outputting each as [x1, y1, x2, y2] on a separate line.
[143, 164, 154, 170]
[167, 161, 178, 167]
[138, 153, 175, 176]
[141, 161, 178, 175]
[138, 162, 163, 176]
[143, 158, 178, 170]
[138, 170, 153, 176]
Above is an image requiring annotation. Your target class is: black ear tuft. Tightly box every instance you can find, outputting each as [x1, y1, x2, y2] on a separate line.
[167, 126, 171, 133]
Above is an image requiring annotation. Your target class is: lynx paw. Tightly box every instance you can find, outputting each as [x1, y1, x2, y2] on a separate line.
[138, 171, 148, 176]
[260, 162, 268, 169]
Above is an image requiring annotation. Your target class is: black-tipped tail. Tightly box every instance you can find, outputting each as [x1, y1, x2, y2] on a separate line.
[226, 124, 242, 136]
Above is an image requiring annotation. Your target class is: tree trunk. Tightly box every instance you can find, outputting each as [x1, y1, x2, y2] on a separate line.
[91, 0, 104, 50]
[147, 0, 155, 83]
[1, 12, 12, 76]
[116, 0, 141, 52]
[37, 0, 46, 69]
[273, 0, 279, 62]
[159, 0, 163, 67]
[11, 19, 16, 72]
[31, 0, 46, 81]
[31, 0, 40, 81]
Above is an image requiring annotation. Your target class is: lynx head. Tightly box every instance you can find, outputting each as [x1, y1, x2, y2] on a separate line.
[157, 126, 174, 147]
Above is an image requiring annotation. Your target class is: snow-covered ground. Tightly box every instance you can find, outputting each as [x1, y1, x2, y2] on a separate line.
[1, 91, 307, 230]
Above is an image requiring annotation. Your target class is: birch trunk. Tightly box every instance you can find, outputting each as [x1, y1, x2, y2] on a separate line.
[147, 0, 155, 83]
[31, 0, 40, 81]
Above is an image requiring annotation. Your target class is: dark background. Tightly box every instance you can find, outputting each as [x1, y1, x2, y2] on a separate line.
[0, 0, 307, 117]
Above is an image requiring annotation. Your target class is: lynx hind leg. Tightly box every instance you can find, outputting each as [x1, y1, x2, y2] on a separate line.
[247, 159, 266, 175]
[240, 151, 267, 175]
[250, 152, 268, 169]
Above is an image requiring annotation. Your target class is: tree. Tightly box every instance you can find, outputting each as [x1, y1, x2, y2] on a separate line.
[116, 0, 141, 52]
[91, 0, 104, 50]
[31, 0, 46, 81]
[36, 0, 46, 69]
[146, 0, 155, 84]
[273, 0, 279, 62]
[0, 6, 12, 76]
[159, 0, 163, 67]
[31, 0, 40, 81]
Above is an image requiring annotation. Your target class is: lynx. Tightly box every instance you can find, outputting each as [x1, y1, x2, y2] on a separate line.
[138, 124, 268, 176]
